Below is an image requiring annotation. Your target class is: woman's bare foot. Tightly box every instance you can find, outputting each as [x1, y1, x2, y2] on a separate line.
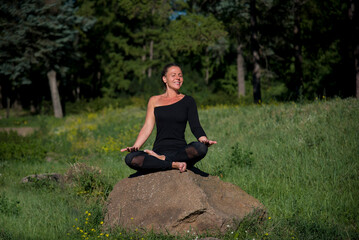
[172, 162, 187, 172]
[144, 149, 166, 160]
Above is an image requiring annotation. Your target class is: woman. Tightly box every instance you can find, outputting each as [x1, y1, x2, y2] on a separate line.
[121, 63, 216, 173]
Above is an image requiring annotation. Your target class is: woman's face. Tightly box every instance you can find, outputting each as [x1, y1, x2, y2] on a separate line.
[163, 66, 183, 91]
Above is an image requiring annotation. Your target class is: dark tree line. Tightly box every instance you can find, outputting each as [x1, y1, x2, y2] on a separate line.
[0, 0, 358, 117]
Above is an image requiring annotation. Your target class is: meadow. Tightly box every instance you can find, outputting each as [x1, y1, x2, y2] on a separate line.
[0, 98, 358, 240]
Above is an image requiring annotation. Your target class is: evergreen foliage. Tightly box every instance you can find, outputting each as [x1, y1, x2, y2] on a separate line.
[0, 0, 93, 81]
[0, 0, 357, 112]
[0, 0, 94, 114]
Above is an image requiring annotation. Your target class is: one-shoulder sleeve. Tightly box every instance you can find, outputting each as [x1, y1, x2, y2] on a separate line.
[187, 96, 207, 139]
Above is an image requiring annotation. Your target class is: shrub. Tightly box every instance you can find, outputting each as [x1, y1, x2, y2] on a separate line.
[0, 131, 48, 162]
[65, 163, 112, 201]
[65, 97, 132, 115]
[67, 208, 110, 240]
[229, 143, 254, 168]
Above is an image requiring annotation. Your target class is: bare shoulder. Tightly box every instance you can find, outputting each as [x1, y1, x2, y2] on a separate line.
[148, 95, 162, 107]
[149, 95, 162, 102]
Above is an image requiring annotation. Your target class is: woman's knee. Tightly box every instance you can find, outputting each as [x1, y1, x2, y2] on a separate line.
[125, 152, 146, 170]
[125, 153, 134, 167]
[191, 141, 208, 158]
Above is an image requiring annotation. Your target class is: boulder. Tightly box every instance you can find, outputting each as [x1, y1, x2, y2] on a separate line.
[105, 168, 265, 235]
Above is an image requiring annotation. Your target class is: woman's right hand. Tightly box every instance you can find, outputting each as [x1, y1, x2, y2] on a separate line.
[120, 146, 139, 152]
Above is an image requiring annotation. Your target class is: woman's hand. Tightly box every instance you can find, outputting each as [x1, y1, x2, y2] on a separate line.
[198, 136, 217, 147]
[120, 146, 139, 152]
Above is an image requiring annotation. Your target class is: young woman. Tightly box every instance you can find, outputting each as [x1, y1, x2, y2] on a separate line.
[121, 63, 216, 172]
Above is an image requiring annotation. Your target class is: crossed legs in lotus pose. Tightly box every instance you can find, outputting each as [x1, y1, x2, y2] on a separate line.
[124, 142, 208, 173]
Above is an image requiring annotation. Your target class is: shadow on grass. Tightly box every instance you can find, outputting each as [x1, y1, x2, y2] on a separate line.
[128, 166, 209, 178]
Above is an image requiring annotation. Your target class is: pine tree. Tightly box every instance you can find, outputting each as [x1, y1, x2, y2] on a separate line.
[0, 0, 93, 117]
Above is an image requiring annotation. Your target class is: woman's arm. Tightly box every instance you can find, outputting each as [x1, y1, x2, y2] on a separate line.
[187, 96, 207, 139]
[121, 97, 156, 152]
[187, 96, 217, 147]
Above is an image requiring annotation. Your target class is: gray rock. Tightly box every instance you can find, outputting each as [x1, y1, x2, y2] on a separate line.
[105, 168, 266, 235]
[21, 173, 63, 183]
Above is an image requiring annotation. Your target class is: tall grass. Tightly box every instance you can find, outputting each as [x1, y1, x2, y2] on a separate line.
[0, 98, 358, 239]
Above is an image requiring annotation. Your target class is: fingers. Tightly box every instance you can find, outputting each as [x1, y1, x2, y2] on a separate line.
[180, 162, 187, 173]
[120, 147, 139, 152]
[130, 147, 139, 152]
[200, 139, 217, 147]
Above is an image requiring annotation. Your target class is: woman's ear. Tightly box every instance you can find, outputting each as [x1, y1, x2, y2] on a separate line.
[162, 76, 167, 84]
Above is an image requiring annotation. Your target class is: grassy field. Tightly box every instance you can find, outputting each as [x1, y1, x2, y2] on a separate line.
[0, 98, 358, 240]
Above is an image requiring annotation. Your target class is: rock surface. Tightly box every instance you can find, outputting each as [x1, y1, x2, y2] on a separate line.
[21, 173, 63, 183]
[105, 168, 265, 235]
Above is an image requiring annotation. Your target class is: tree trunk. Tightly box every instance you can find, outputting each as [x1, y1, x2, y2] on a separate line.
[349, 0, 359, 98]
[250, 0, 261, 103]
[237, 42, 246, 97]
[148, 40, 153, 78]
[203, 47, 210, 85]
[356, 44, 359, 98]
[6, 97, 10, 119]
[142, 45, 146, 76]
[47, 70, 63, 118]
[0, 84, 2, 109]
[294, 0, 304, 99]
[147, 6, 156, 79]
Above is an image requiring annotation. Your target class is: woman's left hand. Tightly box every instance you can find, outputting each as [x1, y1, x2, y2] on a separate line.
[198, 137, 217, 147]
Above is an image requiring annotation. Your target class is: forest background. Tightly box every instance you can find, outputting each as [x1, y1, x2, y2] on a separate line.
[1, 0, 358, 117]
[1, 1, 359, 239]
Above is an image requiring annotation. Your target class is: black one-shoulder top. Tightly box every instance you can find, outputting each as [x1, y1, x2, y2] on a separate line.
[153, 95, 206, 153]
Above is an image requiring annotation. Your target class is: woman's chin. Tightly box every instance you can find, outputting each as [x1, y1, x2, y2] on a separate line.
[168, 86, 182, 91]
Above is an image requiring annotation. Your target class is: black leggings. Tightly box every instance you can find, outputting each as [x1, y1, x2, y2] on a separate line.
[124, 142, 208, 171]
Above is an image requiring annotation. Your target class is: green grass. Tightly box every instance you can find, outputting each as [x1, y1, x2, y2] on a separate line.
[0, 98, 358, 239]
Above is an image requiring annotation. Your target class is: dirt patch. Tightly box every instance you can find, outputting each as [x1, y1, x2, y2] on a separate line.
[0, 127, 38, 137]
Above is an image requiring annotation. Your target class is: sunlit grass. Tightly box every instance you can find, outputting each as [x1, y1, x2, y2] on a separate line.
[0, 98, 358, 239]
